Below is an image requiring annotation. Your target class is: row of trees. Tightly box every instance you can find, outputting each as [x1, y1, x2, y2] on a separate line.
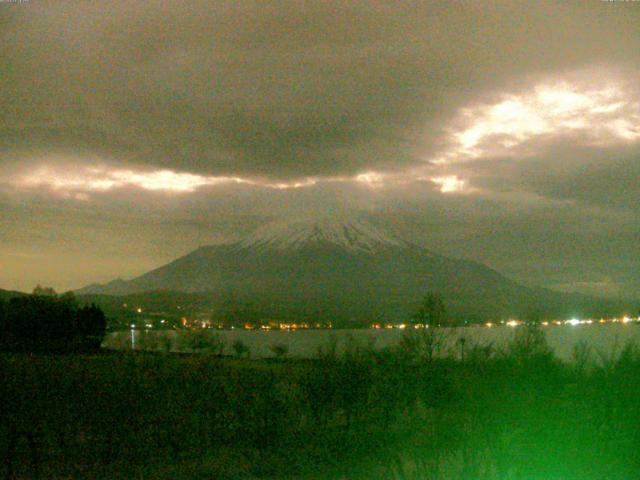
[0, 287, 107, 353]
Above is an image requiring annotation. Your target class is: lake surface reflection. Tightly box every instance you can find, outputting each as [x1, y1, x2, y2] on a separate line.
[104, 323, 640, 362]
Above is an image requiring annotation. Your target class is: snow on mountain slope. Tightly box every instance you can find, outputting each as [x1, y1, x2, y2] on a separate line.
[75, 216, 625, 324]
[236, 217, 410, 254]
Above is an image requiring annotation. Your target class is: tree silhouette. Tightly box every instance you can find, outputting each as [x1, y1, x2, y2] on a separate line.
[76, 303, 107, 349]
[412, 291, 448, 327]
[33, 284, 57, 296]
[0, 289, 107, 352]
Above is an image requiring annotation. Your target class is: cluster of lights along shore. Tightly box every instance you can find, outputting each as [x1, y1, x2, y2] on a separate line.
[371, 316, 639, 330]
[125, 303, 638, 331]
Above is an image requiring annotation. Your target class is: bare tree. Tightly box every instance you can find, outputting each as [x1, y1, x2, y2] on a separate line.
[401, 291, 450, 362]
[412, 292, 448, 327]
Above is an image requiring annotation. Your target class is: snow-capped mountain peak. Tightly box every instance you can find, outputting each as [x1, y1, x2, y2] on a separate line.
[236, 217, 408, 254]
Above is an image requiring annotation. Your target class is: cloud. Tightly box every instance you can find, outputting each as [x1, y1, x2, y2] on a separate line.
[1, 1, 639, 181]
[8, 164, 320, 195]
[8, 67, 639, 199]
[430, 175, 467, 194]
[1, 1, 639, 296]
[435, 72, 640, 165]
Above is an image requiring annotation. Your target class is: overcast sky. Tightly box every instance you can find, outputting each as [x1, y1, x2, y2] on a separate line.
[0, 1, 639, 297]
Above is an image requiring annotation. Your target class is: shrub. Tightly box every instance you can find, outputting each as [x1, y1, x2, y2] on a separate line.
[232, 339, 250, 358]
[503, 324, 553, 364]
[397, 328, 449, 363]
[270, 343, 289, 359]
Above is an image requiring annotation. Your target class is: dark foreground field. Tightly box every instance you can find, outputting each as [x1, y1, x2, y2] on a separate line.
[2, 329, 640, 479]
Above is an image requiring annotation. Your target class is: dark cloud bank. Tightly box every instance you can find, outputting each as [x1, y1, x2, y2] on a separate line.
[0, 1, 638, 297]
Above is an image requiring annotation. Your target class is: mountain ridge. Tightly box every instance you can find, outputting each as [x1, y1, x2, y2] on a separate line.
[234, 217, 413, 254]
[77, 218, 630, 324]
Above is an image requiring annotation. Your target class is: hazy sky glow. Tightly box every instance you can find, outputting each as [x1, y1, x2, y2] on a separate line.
[0, 1, 639, 297]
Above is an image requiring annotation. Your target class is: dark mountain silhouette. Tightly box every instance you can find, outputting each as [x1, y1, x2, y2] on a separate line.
[77, 218, 629, 325]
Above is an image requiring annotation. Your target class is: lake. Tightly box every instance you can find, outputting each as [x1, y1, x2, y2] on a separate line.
[104, 322, 640, 362]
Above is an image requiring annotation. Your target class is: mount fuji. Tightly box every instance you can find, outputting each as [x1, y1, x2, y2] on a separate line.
[77, 218, 621, 325]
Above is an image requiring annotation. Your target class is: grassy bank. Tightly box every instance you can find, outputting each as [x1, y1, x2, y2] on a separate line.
[2, 329, 640, 479]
